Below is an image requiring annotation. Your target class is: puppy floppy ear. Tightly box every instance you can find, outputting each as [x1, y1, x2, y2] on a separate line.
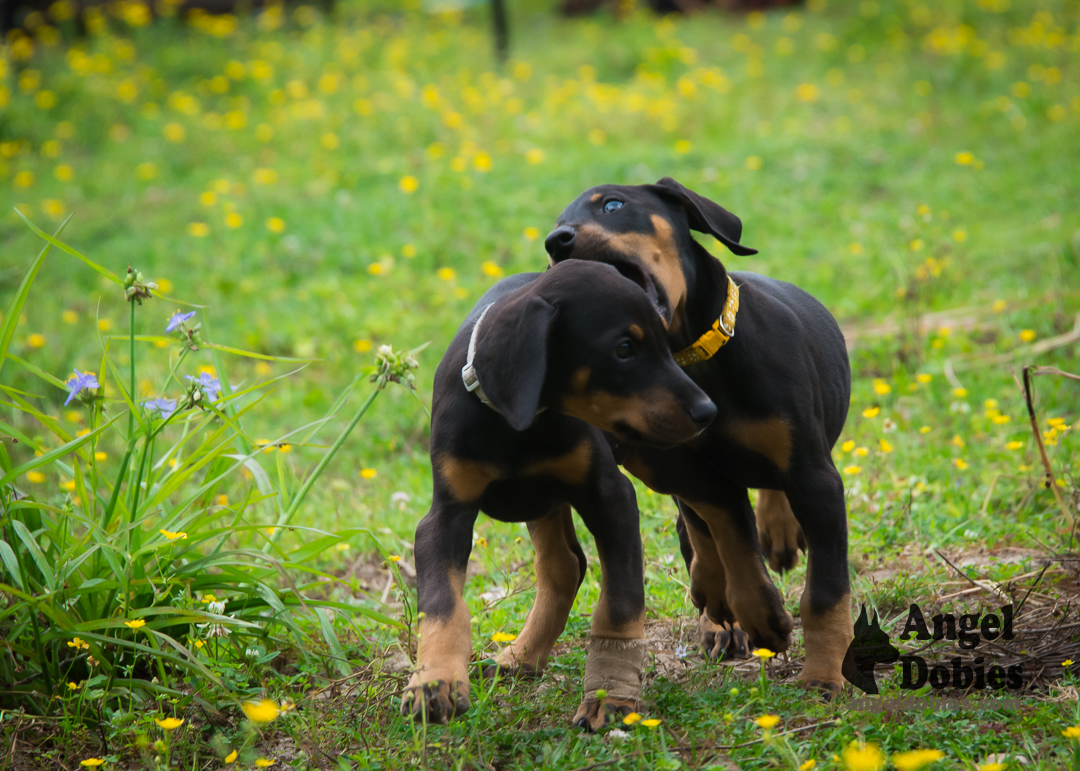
[647, 177, 758, 256]
[472, 295, 558, 431]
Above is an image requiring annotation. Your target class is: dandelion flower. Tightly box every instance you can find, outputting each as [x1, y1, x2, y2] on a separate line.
[399, 175, 419, 193]
[523, 227, 540, 240]
[481, 261, 503, 278]
[266, 217, 286, 233]
[891, 749, 945, 771]
[492, 632, 517, 643]
[125, 619, 146, 629]
[842, 743, 884, 771]
[255, 760, 275, 768]
[800, 762, 816, 771]
[1063, 726, 1080, 740]
[27, 470, 46, 483]
[1019, 329, 1036, 342]
[879, 439, 893, 453]
[641, 718, 661, 728]
[979, 764, 1005, 771]
[622, 712, 642, 725]
[873, 380, 891, 395]
[360, 468, 376, 479]
[752, 648, 776, 659]
[754, 714, 780, 729]
[843, 465, 861, 475]
[155, 717, 184, 731]
[80, 760, 105, 768]
[224, 749, 238, 763]
[862, 407, 880, 418]
[916, 373, 932, 383]
[160, 529, 187, 540]
[1063, 659, 1074, 666]
[242, 699, 280, 724]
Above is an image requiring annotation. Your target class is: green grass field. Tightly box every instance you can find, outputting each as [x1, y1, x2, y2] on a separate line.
[2, 0, 1080, 767]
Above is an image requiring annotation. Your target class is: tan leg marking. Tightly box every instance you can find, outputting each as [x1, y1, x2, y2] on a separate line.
[435, 454, 500, 503]
[756, 489, 805, 573]
[524, 440, 592, 485]
[402, 570, 473, 722]
[682, 500, 793, 653]
[799, 591, 853, 700]
[489, 506, 581, 676]
[683, 517, 728, 622]
[726, 417, 793, 472]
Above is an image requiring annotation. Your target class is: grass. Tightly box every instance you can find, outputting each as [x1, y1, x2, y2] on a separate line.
[1, 0, 1079, 767]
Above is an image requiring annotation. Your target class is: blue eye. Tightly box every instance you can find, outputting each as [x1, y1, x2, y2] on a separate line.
[603, 200, 624, 213]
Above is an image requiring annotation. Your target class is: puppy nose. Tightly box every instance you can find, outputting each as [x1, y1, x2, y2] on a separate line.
[545, 225, 576, 261]
[688, 399, 717, 429]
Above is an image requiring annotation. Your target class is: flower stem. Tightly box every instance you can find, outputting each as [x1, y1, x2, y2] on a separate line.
[262, 386, 381, 550]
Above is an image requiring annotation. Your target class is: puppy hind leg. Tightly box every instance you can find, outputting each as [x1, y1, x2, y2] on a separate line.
[485, 505, 584, 679]
[756, 489, 806, 574]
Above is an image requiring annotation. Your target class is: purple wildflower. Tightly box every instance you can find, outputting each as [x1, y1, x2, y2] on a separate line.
[166, 310, 196, 333]
[185, 372, 222, 401]
[144, 397, 177, 418]
[675, 644, 690, 659]
[64, 369, 100, 406]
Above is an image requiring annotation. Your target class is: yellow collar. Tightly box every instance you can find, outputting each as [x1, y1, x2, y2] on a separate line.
[672, 275, 740, 367]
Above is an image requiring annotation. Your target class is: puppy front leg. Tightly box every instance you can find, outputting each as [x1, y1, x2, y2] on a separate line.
[401, 496, 479, 723]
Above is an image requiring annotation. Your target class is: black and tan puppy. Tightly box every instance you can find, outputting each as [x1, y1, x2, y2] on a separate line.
[402, 259, 716, 727]
[541, 178, 854, 698]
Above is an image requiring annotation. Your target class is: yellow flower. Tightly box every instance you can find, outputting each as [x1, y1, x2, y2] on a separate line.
[800, 761, 816, 771]
[891, 749, 944, 771]
[879, 439, 893, 453]
[754, 714, 780, 729]
[55, 164, 74, 181]
[953, 229, 967, 242]
[253, 168, 278, 184]
[954, 151, 974, 165]
[979, 764, 1005, 771]
[855, 447, 868, 457]
[991, 414, 1010, 425]
[953, 458, 968, 470]
[135, 162, 158, 180]
[873, 380, 891, 395]
[491, 632, 517, 643]
[241, 699, 280, 724]
[62, 310, 79, 324]
[523, 227, 540, 240]
[1063, 659, 1074, 666]
[952, 388, 968, 398]
[28, 332, 46, 348]
[842, 743, 884, 771]
[745, 155, 762, 171]
[68, 637, 90, 650]
[752, 648, 776, 659]
[155, 717, 184, 731]
[80, 760, 105, 767]
[674, 139, 692, 155]
[225, 213, 243, 229]
[863, 407, 880, 418]
[399, 175, 419, 193]
[438, 267, 456, 281]
[160, 529, 187, 540]
[354, 339, 372, 353]
[524, 148, 544, 164]
[224, 749, 238, 763]
[68, 681, 80, 690]
[216, 495, 229, 506]
[843, 465, 861, 475]
[402, 244, 417, 258]
[188, 222, 209, 238]
[1062, 726, 1080, 740]
[1006, 441, 1023, 450]
[388, 555, 400, 562]
[255, 760, 275, 768]
[622, 712, 642, 725]
[360, 468, 376, 479]
[916, 374, 932, 383]
[266, 217, 286, 233]
[481, 261, 503, 278]
[841, 440, 855, 453]
[795, 83, 819, 102]
[124, 619, 146, 629]
[1019, 329, 1036, 342]
[641, 718, 661, 728]
[1048, 417, 1066, 427]
[27, 470, 46, 484]
[164, 122, 186, 142]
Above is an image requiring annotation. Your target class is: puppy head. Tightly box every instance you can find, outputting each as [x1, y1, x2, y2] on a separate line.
[545, 178, 756, 333]
[473, 260, 715, 444]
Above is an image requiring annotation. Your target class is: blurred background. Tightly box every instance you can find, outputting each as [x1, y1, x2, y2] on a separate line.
[2, 0, 1078, 528]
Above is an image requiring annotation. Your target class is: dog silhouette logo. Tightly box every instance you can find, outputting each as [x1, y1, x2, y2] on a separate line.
[842, 605, 901, 695]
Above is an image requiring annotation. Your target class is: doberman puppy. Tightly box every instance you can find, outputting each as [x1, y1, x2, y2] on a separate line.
[541, 178, 854, 698]
[402, 259, 716, 727]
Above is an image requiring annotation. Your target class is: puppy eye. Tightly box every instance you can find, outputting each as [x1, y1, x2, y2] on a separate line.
[615, 341, 634, 359]
[603, 200, 624, 213]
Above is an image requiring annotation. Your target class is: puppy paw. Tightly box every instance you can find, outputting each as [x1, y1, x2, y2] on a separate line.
[759, 521, 806, 574]
[400, 680, 471, 723]
[800, 678, 843, 702]
[571, 696, 642, 732]
[480, 662, 540, 681]
[699, 614, 750, 661]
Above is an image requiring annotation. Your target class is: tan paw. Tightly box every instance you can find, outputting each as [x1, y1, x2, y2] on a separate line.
[800, 678, 843, 702]
[480, 661, 541, 681]
[699, 614, 750, 661]
[756, 490, 806, 574]
[400, 680, 471, 723]
[571, 696, 642, 732]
